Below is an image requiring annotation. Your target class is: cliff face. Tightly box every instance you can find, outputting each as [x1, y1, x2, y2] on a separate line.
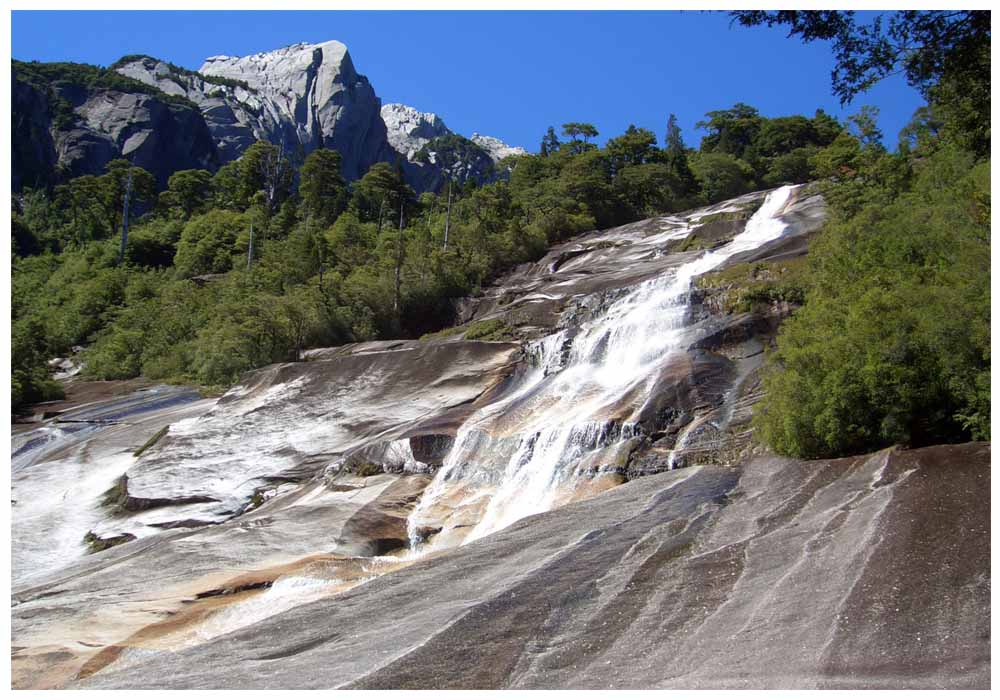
[198, 41, 396, 181]
[12, 73, 58, 191]
[114, 43, 394, 181]
[12, 67, 218, 189]
[381, 102, 526, 191]
[13, 42, 527, 193]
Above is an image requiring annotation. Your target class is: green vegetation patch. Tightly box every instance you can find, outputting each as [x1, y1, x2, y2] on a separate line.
[697, 257, 810, 314]
[693, 200, 763, 226]
[353, 461, 384, 478]
[83, 530, 136, 553]
[100, 474, 129, 509]
[421, 317, 516, 342]
[13, 59, 200, 120]
[414, 134, 492, 169]
[133, 425, 169, 458]
[462, 318, 516, 341]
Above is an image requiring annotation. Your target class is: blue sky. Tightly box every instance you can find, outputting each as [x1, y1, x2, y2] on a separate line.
[12, 10, 925, 152]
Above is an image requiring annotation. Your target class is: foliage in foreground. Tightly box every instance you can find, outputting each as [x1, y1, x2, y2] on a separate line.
[753, 140, 989, 457]
[744, 9, 990, 457]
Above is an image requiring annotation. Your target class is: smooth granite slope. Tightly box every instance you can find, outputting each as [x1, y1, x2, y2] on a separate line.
[74, 442, 989, 689]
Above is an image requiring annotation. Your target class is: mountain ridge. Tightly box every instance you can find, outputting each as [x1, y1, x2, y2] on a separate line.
[12, 40, 526, 192]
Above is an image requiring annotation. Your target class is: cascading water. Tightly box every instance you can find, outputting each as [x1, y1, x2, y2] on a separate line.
[408, 185, 799, 546]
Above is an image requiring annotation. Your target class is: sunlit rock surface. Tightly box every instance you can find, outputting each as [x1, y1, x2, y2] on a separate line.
[112, 47, 525, 190]
[115, 42, 394, 180]
[380, 103, 451, 160]
[11, 384, 213, 588]
[470, 132, 528, 162]
[62, 443, 989, 689]
[380, 102, 526, 189]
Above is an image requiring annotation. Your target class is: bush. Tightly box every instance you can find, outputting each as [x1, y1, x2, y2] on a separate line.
[754, 146, 989, 457]
[173, 209, 247, 277]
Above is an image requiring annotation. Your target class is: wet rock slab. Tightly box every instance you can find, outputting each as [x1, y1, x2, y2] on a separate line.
[115, 339, 520, 529]
[75, 443, 989, 689]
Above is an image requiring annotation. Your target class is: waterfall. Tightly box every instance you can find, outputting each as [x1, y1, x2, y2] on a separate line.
[408, 185, 799, 546]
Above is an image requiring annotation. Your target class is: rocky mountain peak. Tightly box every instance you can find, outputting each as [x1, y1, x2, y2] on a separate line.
[380, 103, 450, 160]
[14, 39, 526, 193]
[470, 132, 527, 162]
[381, 102, 526, 166]
[199, 40, 355, 93]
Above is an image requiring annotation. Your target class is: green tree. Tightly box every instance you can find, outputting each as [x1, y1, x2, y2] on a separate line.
[605, 125, 658, 172]
[696, 103, 763, 161]
[99, 159, 157, 237]
[663, 114, 701, 204]
[561, 122, 600, 154]
[173, 209, 248, 278]
[540, 126, 561, 156]
[689, 151, 753, 203]
[238, 141, 293, 211]
[299, 148, 348, 227]
[732, 11, 990, 157]
[754, 146, 989, 457]
[161, 169, 214, 219]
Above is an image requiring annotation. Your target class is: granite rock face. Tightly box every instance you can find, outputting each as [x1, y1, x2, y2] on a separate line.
[12, 74, 59, 190]
[20, 443, 985, 690]
[197, 41, 394, 180]
[470, 132, 528, 162]
[12, 68, 218, 188]
[116, 43, 395, 181]
[380, 102, 525, 191]
[115, 45, 523, 190]
[380, 103, 451, 160]
[13, 41, 526, 192]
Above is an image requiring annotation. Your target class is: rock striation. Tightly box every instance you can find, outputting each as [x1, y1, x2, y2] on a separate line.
[90, 443, 993, 689]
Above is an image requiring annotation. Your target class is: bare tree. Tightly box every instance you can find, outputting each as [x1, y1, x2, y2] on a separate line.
[443, 179, 453, 250]
[247, 221, 255, 272]
[393, 200, 405, 315]
[116, 169, 133, 265]
[260, 143, 289, 212]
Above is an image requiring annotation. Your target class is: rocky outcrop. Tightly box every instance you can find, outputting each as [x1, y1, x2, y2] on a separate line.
[115, 43, 395, 181]
[470, 132, 527, 162]
[12, 72, 58, 191]
[380, 103, 451, 160]
[12, 66, 218, 188]
[198, 41, 395, 181]
[113, 46, 525, 191]
[380, 103, 525, 191]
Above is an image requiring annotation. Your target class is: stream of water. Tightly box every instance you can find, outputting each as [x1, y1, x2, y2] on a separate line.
[408, 184, 799, 546]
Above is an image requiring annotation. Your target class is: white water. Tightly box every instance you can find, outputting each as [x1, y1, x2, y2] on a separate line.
[408, 185, 799, 545]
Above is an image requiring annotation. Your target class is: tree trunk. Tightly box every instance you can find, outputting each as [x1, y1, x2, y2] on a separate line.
[117, 170, 133, 266]
[393, 201, 404, 315]
[247, 221, 254, 272]
[443, 180, 453, 250]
